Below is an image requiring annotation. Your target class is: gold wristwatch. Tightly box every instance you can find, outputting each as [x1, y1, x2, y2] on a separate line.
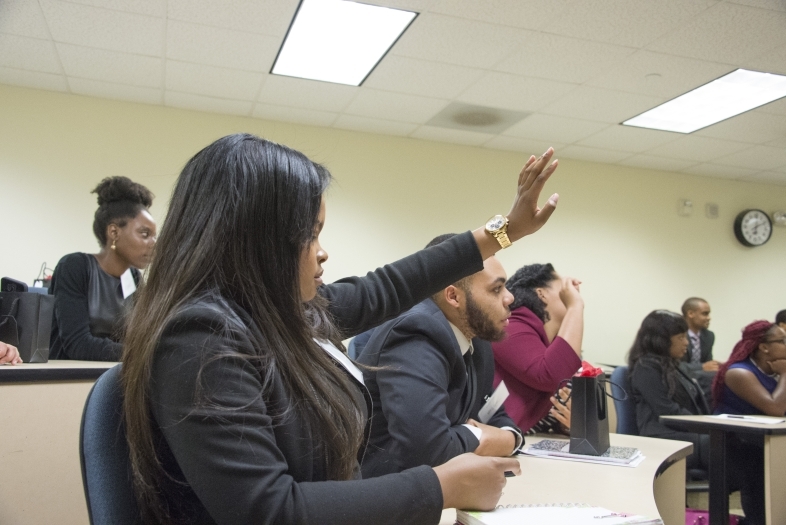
[485, 214, 512, 249]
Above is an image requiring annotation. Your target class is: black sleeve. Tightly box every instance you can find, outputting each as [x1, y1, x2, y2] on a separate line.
[704, 331, 715, 362]
[50, 254, 122, 361]
[151, 312, 443, 525]
[373, 320, 480, 469]
[320, 231, 483, 337]
[631, 363, 692, 418]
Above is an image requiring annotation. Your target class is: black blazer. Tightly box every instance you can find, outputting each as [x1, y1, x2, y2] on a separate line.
[629, 357, 710, 440]
[149, 232, 484, 525]
[357, 298, 519, 478]
[681, 329, 715, 371]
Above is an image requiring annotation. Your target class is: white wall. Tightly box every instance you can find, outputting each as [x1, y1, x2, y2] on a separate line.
[1, 84, 784, 365]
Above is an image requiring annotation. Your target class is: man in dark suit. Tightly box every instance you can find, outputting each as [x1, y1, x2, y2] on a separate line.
[357, 234, 522, 478]
[681, 297, 719, 372]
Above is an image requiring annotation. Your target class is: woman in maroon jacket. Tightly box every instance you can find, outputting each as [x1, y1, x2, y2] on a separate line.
[493, 263, 584, 433]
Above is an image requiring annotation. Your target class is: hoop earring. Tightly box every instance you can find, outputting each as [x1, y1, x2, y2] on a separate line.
[111, 240, 116, 251]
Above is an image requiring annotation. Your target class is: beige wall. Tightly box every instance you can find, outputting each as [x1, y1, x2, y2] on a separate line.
[1, 83, 784, 365]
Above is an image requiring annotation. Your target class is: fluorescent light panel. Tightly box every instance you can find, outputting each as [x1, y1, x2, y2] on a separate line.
[623, 69, 786, 133]
[272, 0, 416, 86]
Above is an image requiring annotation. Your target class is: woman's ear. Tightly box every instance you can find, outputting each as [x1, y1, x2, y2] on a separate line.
[106, 223, 120, 245]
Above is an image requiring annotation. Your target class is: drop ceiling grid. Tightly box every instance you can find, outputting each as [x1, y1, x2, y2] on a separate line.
[0, 0, 782, 183]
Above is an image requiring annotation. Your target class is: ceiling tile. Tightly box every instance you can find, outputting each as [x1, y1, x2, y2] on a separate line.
[585, 50, 734, 99]
[166, 61, 263, 100]
[364, 55, 484, 99]
[646, 2, 786, 63]
[713, 145, 786, 171]
[539, 86, 664, 123]
[258, 75, 358, 113]
[344, 89, 447, 123]
[429, 0, 572, 31]
[40, 0, 164, 56]
[0, 33, 60, 73]
[361, 0, 437, 9]
[618, 155, 699, 172]
[503, 114, 609, 144]
[391, 13, 529, 69]
[559, 145, 633, 164]
[646, 135, 752, 162]
[61, 0, 166, 17]
[165, 91, 253, 116]
[682, 163, 760, 179]
[0, 66, 67, 91]
[756, 98, 786, 116]
[495, 33, 636, 84]
[726, 0, 786, 11]
[742, 171, 786, 185]
[333, 115, 417, 137]
[166, 20, 280, 73]
[410, 125, 495, 146]
[0, 0, 50, 39]
[57, 44, 161, 87]
[252, 103, 338, 127]
[167, 0, 296, 36]
[578, 125, 680, 153]
[744, 44, 786, 76]
[457, 72, 576, 113]
[484, 136, 568, 156]
[547, 0, 717, 47]
[68, 77, 162, 104]
[694, 111, 786, 144]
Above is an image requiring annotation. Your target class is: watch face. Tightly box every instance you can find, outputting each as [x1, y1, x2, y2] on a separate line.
[734, 209, 772, 247]
[487, 215, 505, 231]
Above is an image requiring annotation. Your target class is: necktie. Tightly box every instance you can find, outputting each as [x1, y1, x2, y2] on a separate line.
[463, 350, 477, 414]
[690, 333, 701, 363]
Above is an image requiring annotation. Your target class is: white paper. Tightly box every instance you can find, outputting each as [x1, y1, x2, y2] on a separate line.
[478, 381, 509, 424]
[520, 448, 646, 468]
[711, 414, 785, 424]
[120, 269, 137, 299]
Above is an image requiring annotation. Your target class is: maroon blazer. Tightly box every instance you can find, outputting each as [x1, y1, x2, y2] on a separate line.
[492, 306, 581, 432]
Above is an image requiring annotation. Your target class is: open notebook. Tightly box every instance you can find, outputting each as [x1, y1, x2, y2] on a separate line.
[457, 503, 662, 525]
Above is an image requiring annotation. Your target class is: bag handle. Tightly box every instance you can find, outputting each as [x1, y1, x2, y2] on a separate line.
[556, 375, 629, 403]
[0, 295, 21, 320]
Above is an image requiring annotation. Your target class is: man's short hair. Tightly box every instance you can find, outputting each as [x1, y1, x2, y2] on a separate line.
[681, 297, 707, 316]
[426, 233, 471, 298]
[776, 309, 786, 325]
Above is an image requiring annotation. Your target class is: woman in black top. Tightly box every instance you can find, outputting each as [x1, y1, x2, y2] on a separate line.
[49, 176, 156, 361]
[122, 134, 560, 525]
[628, 310, 710, 470]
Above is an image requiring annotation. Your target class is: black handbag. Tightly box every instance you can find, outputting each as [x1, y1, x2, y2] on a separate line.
[569, 374, 611, 456]
[0, 291, 54, 363]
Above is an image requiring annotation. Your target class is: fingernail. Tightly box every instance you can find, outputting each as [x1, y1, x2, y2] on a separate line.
[548, 193, 559, 206]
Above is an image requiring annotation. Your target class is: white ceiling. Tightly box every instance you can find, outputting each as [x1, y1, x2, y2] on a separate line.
[2, 0, 786, 184]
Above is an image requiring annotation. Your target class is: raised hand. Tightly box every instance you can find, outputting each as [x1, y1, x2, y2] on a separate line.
[505, 147, 560, 242]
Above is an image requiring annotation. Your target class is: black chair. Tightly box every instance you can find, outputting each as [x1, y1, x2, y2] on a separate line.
[80, 364, 141, 525]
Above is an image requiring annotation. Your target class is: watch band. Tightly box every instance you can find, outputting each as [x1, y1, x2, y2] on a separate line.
[492, 228, 512, 249]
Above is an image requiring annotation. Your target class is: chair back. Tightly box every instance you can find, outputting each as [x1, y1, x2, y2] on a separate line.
[609, 365, 638, 435]
[80, 364, 141, 525]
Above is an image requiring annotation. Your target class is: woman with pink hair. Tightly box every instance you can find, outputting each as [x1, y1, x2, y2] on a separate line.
[711, 320, 786, 525]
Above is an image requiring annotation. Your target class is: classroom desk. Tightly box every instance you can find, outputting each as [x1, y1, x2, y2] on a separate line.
[661, 414, 786, 525]
[439, 433, 693, 525]
[0, 360, 117, 525]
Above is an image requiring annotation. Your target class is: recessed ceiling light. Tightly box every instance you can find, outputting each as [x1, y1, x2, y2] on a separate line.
[272, 0, 417, 86]
[623, 69, 786, 133]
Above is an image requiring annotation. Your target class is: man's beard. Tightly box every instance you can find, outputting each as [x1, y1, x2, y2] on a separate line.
[465, 291, 507, 342]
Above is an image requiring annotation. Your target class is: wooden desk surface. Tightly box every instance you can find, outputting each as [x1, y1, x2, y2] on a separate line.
[0, 359, 117, 382]
[661, 414, 786, 435]
[440, 433, 692, 525]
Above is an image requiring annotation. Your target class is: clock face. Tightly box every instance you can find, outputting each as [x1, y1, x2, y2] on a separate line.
[734, 209, 772, 247]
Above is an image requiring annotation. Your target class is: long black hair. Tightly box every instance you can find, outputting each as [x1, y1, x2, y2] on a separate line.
[123, 134, 360, 524]
[505, 263, 557, 323]
[91, 176, 154, 247]
[627, 310, 688, 397]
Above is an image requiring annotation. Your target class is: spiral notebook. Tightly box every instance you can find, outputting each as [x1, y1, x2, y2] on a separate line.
[457, 503, 662, 525]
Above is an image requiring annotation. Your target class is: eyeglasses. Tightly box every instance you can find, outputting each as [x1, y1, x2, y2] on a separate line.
[765, 338, 786, 345]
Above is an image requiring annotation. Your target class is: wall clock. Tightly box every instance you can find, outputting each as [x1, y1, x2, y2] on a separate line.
[733, 209, 772, 247]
